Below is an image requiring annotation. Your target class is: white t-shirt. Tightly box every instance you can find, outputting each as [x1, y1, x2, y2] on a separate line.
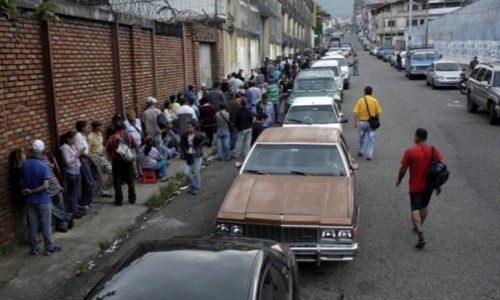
[174, 105, 198, 121]
[124, 119, 143, 147]
[75, 132, 89, 154]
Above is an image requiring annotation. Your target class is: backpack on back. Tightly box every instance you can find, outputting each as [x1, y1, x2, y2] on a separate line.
[156, 113, 167, 130]
[115, 133, 135, 163]
[426, 146, 449, 189]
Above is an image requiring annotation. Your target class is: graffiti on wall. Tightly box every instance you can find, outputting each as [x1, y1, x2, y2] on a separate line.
[433, 40, 500, 63]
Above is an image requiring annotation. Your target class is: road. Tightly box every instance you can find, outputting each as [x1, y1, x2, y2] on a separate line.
[49, 35, 500, 300]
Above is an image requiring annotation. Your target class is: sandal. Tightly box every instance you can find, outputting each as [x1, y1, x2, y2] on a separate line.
[160, 177, 169, 182]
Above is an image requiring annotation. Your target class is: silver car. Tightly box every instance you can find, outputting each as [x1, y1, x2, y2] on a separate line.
[426, 61, 463, 89]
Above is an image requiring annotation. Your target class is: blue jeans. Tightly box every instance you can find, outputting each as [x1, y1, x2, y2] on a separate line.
[216, 131, 231, 160]
[51, 191, 72, 229]
[79, 157, 94, 206]
[185, 157, 202, 190]
[144, 160, 168, 178]
[358, 121, 376, 158]
[27, 203, 54, 251]
[273, 104, 279, 122]
[230, 126, 237, 150]
[353, 63, 359, 76]
[65, 172, 80, 213]
[167, 147, 176, 159]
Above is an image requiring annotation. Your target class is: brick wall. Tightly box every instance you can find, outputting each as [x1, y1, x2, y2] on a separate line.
[0, 12, 224, 247]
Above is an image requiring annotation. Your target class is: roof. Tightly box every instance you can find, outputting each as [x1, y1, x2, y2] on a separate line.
[312, 60, 340, 67]
[86, 237, 268, 300]
[256, 127, 341, 144]
[295, 70, 334, 79]
[323, 53, 346, 58]
[290, 97, 334, 106]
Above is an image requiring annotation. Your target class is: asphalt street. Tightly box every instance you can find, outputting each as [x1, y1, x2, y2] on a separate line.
[49, 35, 500, 300]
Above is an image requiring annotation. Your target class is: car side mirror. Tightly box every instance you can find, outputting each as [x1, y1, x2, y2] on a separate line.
[480, 81, 489, 86]
[340, 119, 349, 123]
[350, 163, 359, 171]
[234, 162, 242, 169]
[439, 54, 443, 58]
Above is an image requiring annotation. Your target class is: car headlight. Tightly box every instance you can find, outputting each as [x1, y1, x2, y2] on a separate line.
[321, 230, 336, 240]
[338, 230, 352, 239]
[215, 223, 230, 234]
[436, 76, 445, 80]
[230, 225, 244, 235]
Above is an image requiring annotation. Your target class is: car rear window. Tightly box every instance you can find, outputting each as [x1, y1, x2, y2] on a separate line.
[285, 105, 338, 125]
[435, 63, 460, 71]
[243, 144, 347, 176]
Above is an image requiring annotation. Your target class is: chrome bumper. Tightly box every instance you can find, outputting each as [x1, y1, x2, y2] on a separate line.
[290, 243, 358, 266]
[435, 80, 460, 86]
[410, 69, 427, 75]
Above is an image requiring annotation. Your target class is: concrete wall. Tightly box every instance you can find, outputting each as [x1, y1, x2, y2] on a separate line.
[412, 0, 500, 64]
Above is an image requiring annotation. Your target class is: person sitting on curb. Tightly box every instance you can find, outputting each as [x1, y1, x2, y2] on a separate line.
[138, 136, 169, 182]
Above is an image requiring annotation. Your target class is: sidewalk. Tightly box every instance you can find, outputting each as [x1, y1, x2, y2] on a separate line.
[0, 152, 213, 300]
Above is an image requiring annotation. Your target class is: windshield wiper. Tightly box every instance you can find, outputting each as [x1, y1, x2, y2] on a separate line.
[290, 170, 314, 176]
[244, 169, 271, 175]
[286, 118, 312, 125]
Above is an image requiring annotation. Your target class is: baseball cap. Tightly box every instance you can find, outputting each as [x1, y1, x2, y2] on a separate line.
[32, 140, 45, 154]
[146, 96, 158, 104]
[188, 84, 195, 90]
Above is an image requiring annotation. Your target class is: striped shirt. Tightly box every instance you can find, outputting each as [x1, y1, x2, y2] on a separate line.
[43, 157, 62, 197]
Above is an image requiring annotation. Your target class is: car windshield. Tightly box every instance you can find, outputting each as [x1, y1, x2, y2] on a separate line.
[385, 50, 395, 55]
[243, 144, 347, 176]
[435, 63, 460, 71]
[285, 105, 338, 125]
[311, 66, 340, 77]
[412, 51, 439, 60]
[322, 57, 347, 67]
[493, 72, 500, 87]
[328, 48, 340, 52]
[294, 78, 336, 91]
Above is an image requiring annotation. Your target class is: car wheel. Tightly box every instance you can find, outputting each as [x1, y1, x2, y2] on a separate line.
[432, 79, 436, 89]
[344, 83, 349, 90]
[489, 102, 498, 125]
[408, 74, 413, 80]
[426, 79, 430, 86]
[467, 94, 478, 113]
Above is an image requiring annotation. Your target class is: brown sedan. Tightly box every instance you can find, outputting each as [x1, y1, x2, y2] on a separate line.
[214, 127, 360, 265]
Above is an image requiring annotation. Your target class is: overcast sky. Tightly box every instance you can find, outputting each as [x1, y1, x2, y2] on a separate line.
[316, 0, 355, 18]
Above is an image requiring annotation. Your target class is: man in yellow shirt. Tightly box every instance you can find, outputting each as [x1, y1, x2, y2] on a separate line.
[88, 121, 113, 197]
[353, 86, 382, 161]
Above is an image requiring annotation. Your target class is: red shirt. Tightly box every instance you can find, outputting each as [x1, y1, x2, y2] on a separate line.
[401, 144, 443, 192]
[106, 129, 138, 159]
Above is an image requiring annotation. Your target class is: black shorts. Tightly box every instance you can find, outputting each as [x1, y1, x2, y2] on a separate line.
[410, 190, 433, 211]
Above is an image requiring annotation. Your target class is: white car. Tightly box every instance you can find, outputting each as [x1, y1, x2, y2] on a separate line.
[321, 54, 350, 89]
[283, 97, 347, 132]
[426, 61, 463, 89]
[390, 51, 406, 67]
[327, 47, 342, 55]
[311, 60, 344, 99]
[340, 46, 351, 57]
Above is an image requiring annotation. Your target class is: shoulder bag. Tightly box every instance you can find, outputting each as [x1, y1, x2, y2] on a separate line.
[219, 111, 233, 131]
[364, 97, 380, 130]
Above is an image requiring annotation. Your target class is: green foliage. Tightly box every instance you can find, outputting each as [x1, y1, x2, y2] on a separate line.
[98, 240, 113, 251]
[116, 226, 128, 240]
[1, 0, 21, 20]
[316, 3, 329, 16]
[26, 1, 60, 22]
[145, 193, 163, 210]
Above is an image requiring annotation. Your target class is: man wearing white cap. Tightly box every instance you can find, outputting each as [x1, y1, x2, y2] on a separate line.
[142, 96, 163, 151]
[20, 140, 62, 255]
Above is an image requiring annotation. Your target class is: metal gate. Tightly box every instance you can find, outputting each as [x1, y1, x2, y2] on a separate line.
[199, 43, 213, 87]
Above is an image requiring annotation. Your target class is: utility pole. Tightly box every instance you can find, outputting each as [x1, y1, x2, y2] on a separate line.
[408, 0, 413, 51]
[424, 0, 430, 47]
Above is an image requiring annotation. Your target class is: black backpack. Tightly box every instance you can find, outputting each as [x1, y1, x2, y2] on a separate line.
[426, 147, 449, 189]
[156, 113, 167, 130]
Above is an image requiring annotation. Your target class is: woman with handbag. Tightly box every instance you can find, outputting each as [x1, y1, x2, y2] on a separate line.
[124, 109, 145, 179]
[180, 121, 208, 195]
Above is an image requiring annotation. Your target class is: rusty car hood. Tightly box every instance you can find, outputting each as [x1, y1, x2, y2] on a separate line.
[217, 175, 354, 226]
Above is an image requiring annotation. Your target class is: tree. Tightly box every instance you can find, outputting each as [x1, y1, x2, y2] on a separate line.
[316, 3, 329, 16]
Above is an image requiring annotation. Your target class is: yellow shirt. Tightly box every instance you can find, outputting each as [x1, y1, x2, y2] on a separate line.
[353, 95, 382, 121]
[171, 103, 181, 113]
[87, 132, 104, 156]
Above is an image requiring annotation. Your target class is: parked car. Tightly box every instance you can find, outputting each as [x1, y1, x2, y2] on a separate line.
[214, 127, 360, 266]
[340, 45, 351, 57]
[327, 47, 342, 55]
[377, 46, 395, 59]
[371, 46, 380, 56]
[283, 97, 347, 131]
[405, 48, 442, 80]
[383, 49, 395, 62]
[286, 70, 342, 112]
[320, 54, 350, 89]
[364, 43, 372, 51]
[466, 63, 500, 125]
[311, 59, 344, 98]
[425, 61, 463, 89]
[84, 236, 300, 300]
[369, 45, 376, 54]
[390, 51, 406, 67]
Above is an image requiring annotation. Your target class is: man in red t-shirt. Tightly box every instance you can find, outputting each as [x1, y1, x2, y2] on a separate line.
[397, 128, 443, 249]
[106, 121, 138, 206]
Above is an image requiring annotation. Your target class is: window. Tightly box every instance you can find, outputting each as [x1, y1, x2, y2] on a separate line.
[493, 72, 500, 87]
[435, 63, 460, 71]
[470, 67, 480, 79]
[285, 105, 339, 125]
[388, 20, 395, 27]
[475, 68, 487, 81]
[420, 19, 425, 25]
[406, 19, 419, 27]
[259, 265, 289, 300]
[483, 70, 492, 84]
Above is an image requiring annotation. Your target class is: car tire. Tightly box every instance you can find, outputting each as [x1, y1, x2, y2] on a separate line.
[467, 94, 478, 113]
[408, 74, 413, 80]
[426, 80, 430, 86]
[432, 79, 436, 89]
[344, 83, 349, 89]
[489, 102, 498, 125]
